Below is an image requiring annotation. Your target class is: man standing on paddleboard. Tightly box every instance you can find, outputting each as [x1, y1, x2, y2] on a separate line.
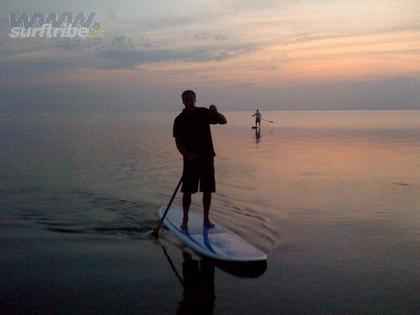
[252, 108, 262, 128]
[173, 90, 227, 230]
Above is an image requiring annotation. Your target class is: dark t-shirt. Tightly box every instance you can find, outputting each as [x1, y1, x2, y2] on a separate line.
[173, 107, 219, 157]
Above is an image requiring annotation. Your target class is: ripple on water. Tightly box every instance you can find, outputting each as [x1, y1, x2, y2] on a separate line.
[0, 188, 159, 240]
[0, 186, 278, 248]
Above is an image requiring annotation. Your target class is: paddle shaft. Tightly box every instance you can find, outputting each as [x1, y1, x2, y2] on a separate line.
[154, 176, 183, 236]
[161, 245, 184, 286]
[262, 118, 275, 124]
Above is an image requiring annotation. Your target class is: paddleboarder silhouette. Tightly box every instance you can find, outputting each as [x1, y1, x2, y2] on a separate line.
[173, 90, 227, 230]
[252, 108, 262, 128]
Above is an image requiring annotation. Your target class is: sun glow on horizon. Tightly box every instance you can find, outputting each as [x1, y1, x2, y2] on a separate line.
[1, 0, 419, 109]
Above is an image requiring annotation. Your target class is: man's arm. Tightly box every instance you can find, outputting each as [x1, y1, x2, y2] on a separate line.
[174, 118, 197, 160]
[208, 105, 227, 125]
[175, 138, 198, 160]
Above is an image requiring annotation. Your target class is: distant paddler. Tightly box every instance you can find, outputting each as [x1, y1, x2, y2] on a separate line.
[252, 108, 262, 128]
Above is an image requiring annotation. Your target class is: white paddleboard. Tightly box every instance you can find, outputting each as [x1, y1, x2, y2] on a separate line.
[159, 207, 267, 262]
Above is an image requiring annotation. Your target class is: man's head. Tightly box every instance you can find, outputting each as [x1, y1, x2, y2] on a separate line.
[182, 90, 196, 109]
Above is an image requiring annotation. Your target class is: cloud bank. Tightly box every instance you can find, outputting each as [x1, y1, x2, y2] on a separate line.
[0, 0, 419, 111]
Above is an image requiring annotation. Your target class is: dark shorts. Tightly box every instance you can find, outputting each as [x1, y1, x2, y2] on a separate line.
[182, 157, 215, 193]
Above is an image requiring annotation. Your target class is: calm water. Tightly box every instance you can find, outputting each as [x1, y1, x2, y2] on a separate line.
[1, 110, 420, 314]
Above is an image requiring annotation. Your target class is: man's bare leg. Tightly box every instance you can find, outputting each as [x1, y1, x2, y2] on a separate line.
[203, 192, 214, 228]
[181, 192, 191, 230]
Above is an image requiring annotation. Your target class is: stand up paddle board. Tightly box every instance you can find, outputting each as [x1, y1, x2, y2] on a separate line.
[159, 207, 267, 262]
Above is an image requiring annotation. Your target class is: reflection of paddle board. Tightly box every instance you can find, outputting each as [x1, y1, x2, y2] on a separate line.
[214, 259, 267, 278]
[251, 126, 259, 129]
[159, 207, 267, 262]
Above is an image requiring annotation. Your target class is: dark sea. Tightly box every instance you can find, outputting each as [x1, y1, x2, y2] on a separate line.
[1, 110, 420, 314]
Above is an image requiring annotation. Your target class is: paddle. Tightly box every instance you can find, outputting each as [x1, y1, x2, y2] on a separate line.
[152, 176, 183, 238]
[262, 118, 276, 124]
[160, 245, 184, 286]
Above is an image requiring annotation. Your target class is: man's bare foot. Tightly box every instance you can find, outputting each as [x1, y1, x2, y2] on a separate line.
[204, 220, 215, 229]
[180, 217, 188, 231]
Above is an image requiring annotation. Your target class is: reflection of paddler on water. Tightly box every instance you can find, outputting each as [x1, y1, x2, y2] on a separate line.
[251, 108, 262, 129]
[255, 126, 261, 143]
[160, 246, 267, 315]
[177, 252, 215, 315]
[160, 247, 215, 315]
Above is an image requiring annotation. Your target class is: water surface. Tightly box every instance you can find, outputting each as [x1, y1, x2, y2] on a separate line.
[1, 110, 420, 314]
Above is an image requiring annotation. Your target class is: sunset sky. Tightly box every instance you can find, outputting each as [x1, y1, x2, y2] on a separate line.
[1, 0, 419, 111]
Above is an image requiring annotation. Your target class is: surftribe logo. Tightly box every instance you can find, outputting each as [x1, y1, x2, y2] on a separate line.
[9, 12, 103, 39]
